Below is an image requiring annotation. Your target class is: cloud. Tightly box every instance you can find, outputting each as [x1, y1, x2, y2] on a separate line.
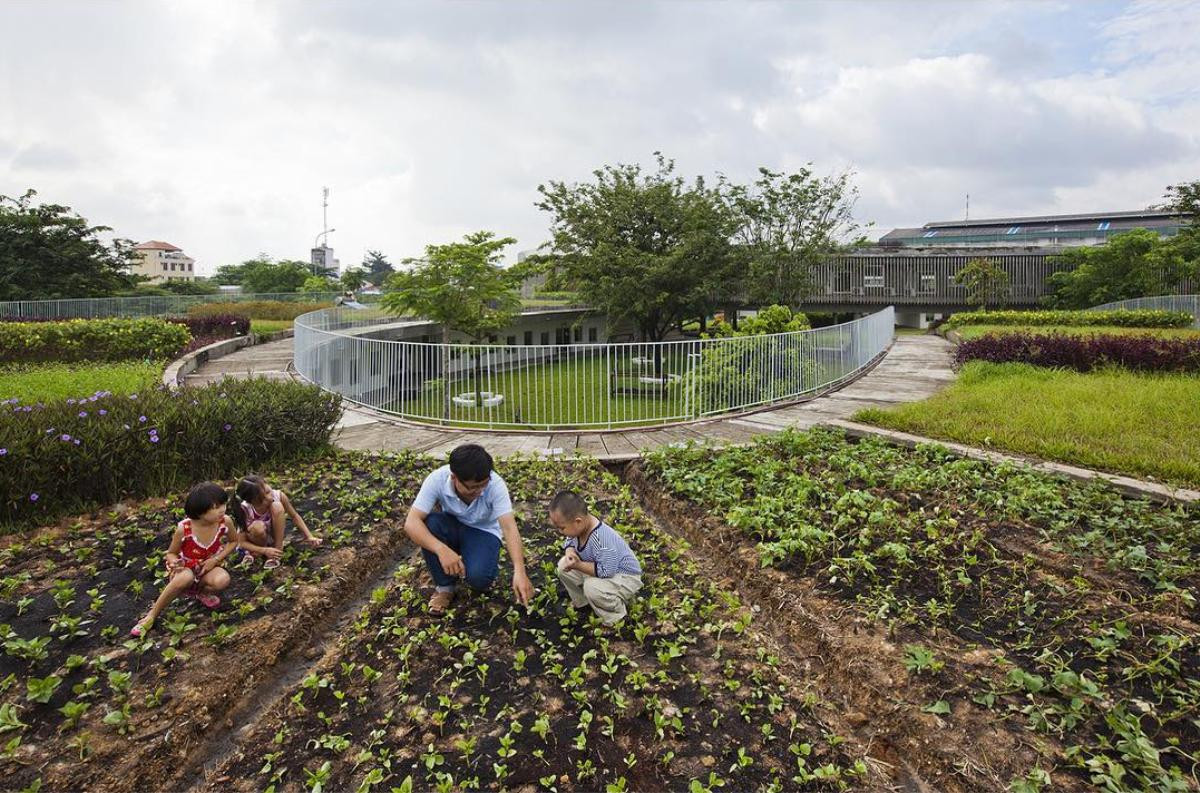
[0, 0, 1197, 272]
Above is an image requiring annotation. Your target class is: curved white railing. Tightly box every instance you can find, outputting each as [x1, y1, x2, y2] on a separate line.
[293, 306, 895, 430]
[1086, 294, 1200, 327]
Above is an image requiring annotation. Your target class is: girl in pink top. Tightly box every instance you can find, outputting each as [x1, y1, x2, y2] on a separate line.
[234, 475, 322, 568]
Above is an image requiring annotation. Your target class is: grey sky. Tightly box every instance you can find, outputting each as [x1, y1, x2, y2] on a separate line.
[2, 0, 1197, 275]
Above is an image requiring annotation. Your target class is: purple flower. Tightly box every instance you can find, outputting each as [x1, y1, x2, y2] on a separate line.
[78, 411, 87, 418]
[0, 448, 7, 455]
[129, 394, 138, 400]
[30, 493, 38, 502]
[149, 435, 159, 443]
[73, 439, 81, 445]
[45, 427, 55, 434]
[99, 409, 107, 416]
[223, 423, 232, 431]
[22, 406, 31, 412]
[138, 416, 147, 423]
[60, 433, 72, 442]
[67, 399, 77, 405]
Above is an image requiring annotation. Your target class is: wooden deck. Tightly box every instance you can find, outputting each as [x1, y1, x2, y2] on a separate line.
[185, 335, 956, 460]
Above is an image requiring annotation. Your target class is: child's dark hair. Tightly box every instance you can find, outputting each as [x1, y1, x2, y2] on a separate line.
[228, 474, 269, 531]
[549, 491, 589, 520]
[449, 444, 493, 482]
[185, 482, 229, 520]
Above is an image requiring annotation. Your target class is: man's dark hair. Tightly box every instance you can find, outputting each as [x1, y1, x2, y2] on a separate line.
[185, 482, 229, 519]
[448, 444, 494, 482]
[549, 490, 589, 520]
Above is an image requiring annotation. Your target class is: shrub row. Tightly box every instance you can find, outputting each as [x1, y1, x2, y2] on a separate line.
[166, 313, 251, 339]
[0, 378, 342, 527]
[0, 318, 192, 364]
[187, 300, 330, 321]
[946, 309, 1193, 328]
[954, 331, 1200, 373]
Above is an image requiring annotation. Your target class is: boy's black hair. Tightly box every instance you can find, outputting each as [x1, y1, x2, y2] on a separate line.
[448, 444, 493, 482]
[229, 474, 269, 531]
[549, 491, 589, 520]
[185, 482, 229, 520]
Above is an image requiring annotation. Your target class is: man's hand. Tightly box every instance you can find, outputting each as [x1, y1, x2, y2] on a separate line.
[437, 546, 465, 577]
[512, 569, 534, 606]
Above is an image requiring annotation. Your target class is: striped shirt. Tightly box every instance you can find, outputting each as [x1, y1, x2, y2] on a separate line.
[563, 521, 642, 578]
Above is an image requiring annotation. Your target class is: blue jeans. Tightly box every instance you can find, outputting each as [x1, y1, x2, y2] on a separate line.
[421, 512, 501, 591]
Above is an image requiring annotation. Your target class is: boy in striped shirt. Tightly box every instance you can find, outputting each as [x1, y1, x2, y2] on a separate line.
[550, 491, 643, 626]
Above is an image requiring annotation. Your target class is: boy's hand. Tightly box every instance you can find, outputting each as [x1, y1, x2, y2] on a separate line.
[562, 547, 581, 569]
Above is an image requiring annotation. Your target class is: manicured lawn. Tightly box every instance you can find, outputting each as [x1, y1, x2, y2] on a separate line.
[854, 361, 1200, 487]
[250, 319, 293, 334]
[0, 360, 164, 402]
[950, 324, 1200, 340]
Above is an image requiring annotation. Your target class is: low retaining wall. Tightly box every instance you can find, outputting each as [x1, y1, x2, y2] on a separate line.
[162, 329, 294, 389]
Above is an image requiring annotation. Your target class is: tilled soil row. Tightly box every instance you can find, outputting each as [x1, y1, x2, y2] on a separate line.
[624, 461, 1057, 793]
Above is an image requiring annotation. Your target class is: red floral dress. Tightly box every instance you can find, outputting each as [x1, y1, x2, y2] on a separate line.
[171, 518, 227, 579]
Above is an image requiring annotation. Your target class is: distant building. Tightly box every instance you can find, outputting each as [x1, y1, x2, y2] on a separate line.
[132, 241, 195, 282]
[311, 245, 340, 274]
[878, 209, 1186, 250]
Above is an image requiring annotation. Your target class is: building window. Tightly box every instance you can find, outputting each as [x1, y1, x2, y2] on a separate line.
[162, 262, 168, 271]
[863, 266, 884, 288]
[922, 230, 939, 238]
[524, 330, 533, 345]
[1097, 221, 1111, 231]
[540, 331, 550, 345]
[1005, 226, 1022, 235]
[919, 273, 936, 294]
[188, 262, 193, 271]
[588, 327, 597, 342]
[573, 327, 582, 342]
[507, 335, 516, 346]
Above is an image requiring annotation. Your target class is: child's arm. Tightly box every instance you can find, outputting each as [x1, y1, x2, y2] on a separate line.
[201, 516, 240, 572]
[280, 491, 321, 543]
[164, 526, 184, 572]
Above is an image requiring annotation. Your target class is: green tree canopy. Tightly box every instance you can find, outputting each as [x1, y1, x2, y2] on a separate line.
[0, 189, 139, 300]
[302, 275, 337, 294]
[229, 257, 312, 294]
[718, 166, 865, 307]
[1044, 229, 1194, 309]
[362, 249, 394, 284]
[340, 267, 367, 292]
[536, 154, 738, 341]
[954, 257, 1012, 311]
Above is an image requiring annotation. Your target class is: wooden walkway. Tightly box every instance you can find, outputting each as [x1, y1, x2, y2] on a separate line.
[185, 334, 955, 460]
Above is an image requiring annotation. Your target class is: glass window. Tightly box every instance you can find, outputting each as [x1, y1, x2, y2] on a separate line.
[524, 330, 533, 345]
[540, 331, 550, 345]
[588, 327, 597, 342]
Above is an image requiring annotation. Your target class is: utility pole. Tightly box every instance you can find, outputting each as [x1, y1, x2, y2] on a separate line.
[965, 193, 970, 221]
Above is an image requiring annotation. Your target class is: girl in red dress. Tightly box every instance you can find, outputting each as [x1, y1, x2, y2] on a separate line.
[131, 482, 237, 637]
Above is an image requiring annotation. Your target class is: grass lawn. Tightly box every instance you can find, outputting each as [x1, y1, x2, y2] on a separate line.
[250, 319, 293, 334]
[0, 360, 164, 402]
[949, 324, 1200, 340]
[854, 361, 1200, 487]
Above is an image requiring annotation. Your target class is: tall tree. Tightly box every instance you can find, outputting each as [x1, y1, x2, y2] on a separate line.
[717, 166, 865, 307]
[380, 231, 527, 414]
[536, 153, 737, 342]
[340, 267, 367, 292]
[1044, 229, 1192, 308]
[0, 189, 139, 300]
[236, 257, 312, 294]
[1161, 178, 1200, 222]
[954, 257, 1011, 311]
[362, 249, 394, 284]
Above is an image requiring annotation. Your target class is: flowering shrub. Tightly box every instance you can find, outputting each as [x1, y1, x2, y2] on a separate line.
[0, 317, 191, 364]
[945, 309, 1193, 328]
[188, 300, 331, 321]
[166, 313, 251, 339]
[0, 378, 341, 527]
[954, 331, 1200, 373]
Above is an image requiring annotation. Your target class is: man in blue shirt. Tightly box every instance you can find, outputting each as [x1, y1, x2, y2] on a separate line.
[405, 444, 534, 614]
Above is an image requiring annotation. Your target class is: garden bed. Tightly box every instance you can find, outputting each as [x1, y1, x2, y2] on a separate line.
[637, 428, 1200, 792]
[0, 452, 431, 792]
[204, 457, 877, 792]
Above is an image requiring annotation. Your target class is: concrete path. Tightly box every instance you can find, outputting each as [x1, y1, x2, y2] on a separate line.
[185, 334, 955, 460]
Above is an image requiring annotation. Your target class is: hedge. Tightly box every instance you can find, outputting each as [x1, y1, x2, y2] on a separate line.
[945, 309, 1193, 329]
[188, 300, 331, 321]
[0, 318, 191, 364]
[954, 331, 1200, 373]
[0, 378, 342, 527]
[166, 313, 251, 339]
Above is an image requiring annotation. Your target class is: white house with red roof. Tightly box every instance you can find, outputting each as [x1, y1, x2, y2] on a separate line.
[132, 240, 195, 283]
